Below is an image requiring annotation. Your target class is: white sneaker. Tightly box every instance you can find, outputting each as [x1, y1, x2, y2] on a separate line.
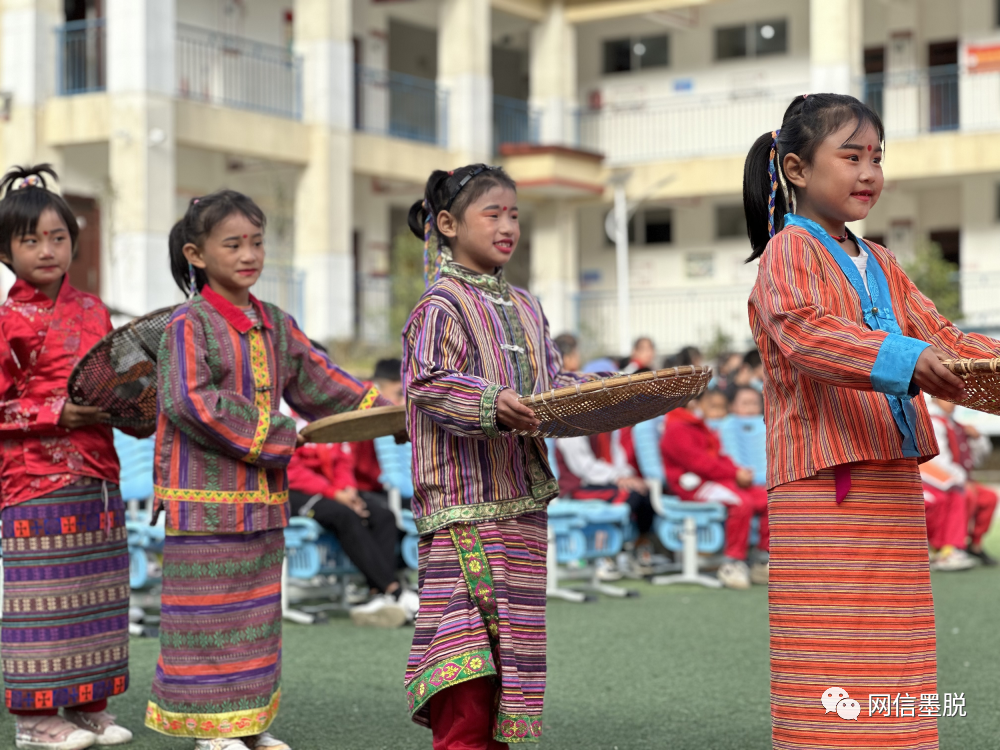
[594, 557, 622, 582]
[193, 739, 251, 750]
[246, 732, 291, 750]
[15, 715, 96, 750]
[717, 559, 751, 590]
[63, 710, 131, 746]
[931, 548, 977, 571]
[750, 561, 769, 585]
[350, 594, 408, 628]
[397, 589, 420, 622]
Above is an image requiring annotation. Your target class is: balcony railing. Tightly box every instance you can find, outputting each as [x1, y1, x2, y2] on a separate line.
[493, 95, 539, 153]
[861, 64, 963, 136]
[176, 23, 302, 120]
[578, 86, 802, 165]
[577, 286, 755, 356]
[961, 270, 1000, 329]
[254, 264, 305, 325]
[56, 19, 106, 95]
[355, 65, 448, 147]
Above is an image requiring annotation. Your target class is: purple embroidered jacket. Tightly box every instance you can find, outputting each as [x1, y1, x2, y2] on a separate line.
[403, 263, 592, 534]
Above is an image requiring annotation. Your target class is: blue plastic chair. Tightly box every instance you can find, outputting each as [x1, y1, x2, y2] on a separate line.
[113, 430, 155, 506]
[373, 435, 419, 572]
[717, 415, 767, 487]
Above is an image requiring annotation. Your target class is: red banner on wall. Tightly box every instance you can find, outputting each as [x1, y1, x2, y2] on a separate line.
[968, 44, 1000, 73]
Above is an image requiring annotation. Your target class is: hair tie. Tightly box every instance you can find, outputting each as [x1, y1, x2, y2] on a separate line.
[192, 198, 200, 205]
[422, 199, 437, 287]
[767, 129, 780, 238]
[14, 175, 42, 191]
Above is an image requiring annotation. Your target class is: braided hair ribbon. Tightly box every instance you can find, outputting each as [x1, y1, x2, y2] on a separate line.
[767, 129, 780, 238]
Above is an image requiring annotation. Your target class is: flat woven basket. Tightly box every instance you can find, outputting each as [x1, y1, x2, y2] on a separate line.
[942, 358, 1000, 416]
[67, 305, 178, 429]
[517, 365, 711, 438]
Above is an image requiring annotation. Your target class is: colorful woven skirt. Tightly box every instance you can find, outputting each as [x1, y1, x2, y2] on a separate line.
[146, 530, 283, 738]
[769, 460, 939, 749]
[1, 481, 130, 711]
[405, 510, 547, 743]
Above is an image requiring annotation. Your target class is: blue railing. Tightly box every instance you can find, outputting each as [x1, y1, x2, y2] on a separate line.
[493, 95, 539, 153]
[254, 264, 305, 325]
[355, 65, 448, 147]
[176, 23, 302, 120]
[861, 65, 960, 134]
[56, 19, 106, 95]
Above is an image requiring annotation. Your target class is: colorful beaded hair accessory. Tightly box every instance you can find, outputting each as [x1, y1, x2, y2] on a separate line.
[767, 129, 780, 238]
[13, 174, 43, 191]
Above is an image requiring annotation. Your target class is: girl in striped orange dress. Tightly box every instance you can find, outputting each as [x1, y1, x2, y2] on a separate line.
[744, 93, 1000, 750]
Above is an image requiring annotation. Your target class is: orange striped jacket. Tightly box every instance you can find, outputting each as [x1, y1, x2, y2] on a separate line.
[749, 224, 1000, 489]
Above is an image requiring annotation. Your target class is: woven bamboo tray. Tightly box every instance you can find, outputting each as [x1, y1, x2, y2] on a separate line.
[301, 405, 407, 444]
[942, 358, 1000, 416]
[516, 365, 711, 438]
[67, 306, 177, 430]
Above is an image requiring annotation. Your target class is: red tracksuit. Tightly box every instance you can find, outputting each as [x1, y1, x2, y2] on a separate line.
[660, 408, 769, 560]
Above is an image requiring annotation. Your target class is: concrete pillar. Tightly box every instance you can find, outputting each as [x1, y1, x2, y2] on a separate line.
[106, 0, 176, 314]
[530, 2, 577, 146]
[294, 0, 354, 340]
[438, 0, 491, 160]
[530, 201, 579, 336]
[810, 0, 863, 95]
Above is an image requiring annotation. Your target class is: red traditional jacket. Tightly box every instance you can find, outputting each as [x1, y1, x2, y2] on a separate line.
[749, 226, 1000, 489]
[0, 278, 120, 508]
[154, 286, 384, 533]
[288, 442, 356, 499]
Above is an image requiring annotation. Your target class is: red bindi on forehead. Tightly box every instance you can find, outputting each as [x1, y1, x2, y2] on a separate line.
[42, 231, 48, 235]
[867, 144, 872, 151]
[243, 234, 248, 238]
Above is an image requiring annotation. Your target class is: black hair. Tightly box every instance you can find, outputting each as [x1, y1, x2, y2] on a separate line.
[742, 349, 762, 369]
[676, 345, 702, 367]
[633, 336, 654, 350]
[553, 333, 578, 358]
[743, 93, 885, 261]
[732, 384, 763, 403]
[698, 387, 728, 402]
[169, 189, 266, 296]
[0, 164, 79, 272]
[407, 164, 517, 283]
[309, 338, 329, 356]
[373, 358, 402, 383]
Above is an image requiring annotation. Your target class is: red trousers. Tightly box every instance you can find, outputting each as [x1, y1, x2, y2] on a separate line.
[924, 486, 968, 550]
[9, 699, 107, 717]
[967, 482, 998, 548]
[429, 678, 508, 750]
[692, 481, 769, 559]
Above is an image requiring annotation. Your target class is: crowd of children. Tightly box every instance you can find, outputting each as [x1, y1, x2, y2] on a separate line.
[2, 88, 999, 750]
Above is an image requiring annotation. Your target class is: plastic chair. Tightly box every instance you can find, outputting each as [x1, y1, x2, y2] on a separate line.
[630, 416, 726, 588]
[717, 415, 767, 487]
[374, 435, 419, 572]
[113, 430, 154, 518]
[399, 510, 420, 571]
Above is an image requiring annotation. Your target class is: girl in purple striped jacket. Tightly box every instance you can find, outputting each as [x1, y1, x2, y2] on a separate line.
[401, 165, 591, 748]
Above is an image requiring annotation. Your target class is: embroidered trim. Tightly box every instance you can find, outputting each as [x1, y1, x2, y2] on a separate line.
[480, 384, 503, 439]
[405, 649, 496, 717]
[441, 263, 506, 293]
[145, 689, 280, 738]
[154, 486, 289, 505]
[6, 674, 128, 710]
[497, 712, 543, 742]
[358, 386, 380, 411]
[414, 496, 549, 535]
[452, 525, 501, 646]
[246, 328, 272, 465]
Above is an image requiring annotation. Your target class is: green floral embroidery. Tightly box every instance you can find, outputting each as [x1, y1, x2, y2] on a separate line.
[480, 384, 503, 439]
[161, 549, 285, 580]
[415, 497, 549, 534]
[496, 712, 543, 743]
[405, 649, 496, 716]
[160, 620, 282, 651]
[451, 525, 501, 648]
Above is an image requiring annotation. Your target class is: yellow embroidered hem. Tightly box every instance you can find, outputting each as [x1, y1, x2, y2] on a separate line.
[154, 486, 289, 505]
[145, 689, 280, 738]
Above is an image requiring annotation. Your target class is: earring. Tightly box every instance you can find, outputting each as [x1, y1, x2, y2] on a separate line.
[188, 262, 197, 296]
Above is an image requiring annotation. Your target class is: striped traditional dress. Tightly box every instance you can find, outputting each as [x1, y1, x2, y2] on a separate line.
[146, 286, 383, 739]
[749, 214, 1000, 749]
[403, 263, 592, 743]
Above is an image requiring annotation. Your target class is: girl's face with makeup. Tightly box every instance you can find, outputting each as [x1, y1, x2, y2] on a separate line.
[183, 212, 264, 306]
[783, 120, 884, 234]
[3, 208, 74, 300]
[438, 185, 519, 275]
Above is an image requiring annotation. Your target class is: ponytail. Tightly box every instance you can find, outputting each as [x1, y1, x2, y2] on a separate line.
[743, 93, 885, 262]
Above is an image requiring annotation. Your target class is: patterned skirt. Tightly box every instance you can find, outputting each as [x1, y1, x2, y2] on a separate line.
[769, 460, 939, 749]
[1, 481, 130, 710]
[405, 510, 547, 744]
[146, 530, 283, 739]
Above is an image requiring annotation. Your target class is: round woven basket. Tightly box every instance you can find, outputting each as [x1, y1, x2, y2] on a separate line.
[301, 405, 407, 444]
[67, 305, 178, 429]
[516, 365, 712, 438]
[942, 358, 1000, 416]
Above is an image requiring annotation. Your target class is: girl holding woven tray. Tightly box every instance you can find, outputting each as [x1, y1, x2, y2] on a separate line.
[745, 93, 1000, 750]
[145, 191, 392, 750]
[402, 165, 600, 748]
[0, 165, 146, 749]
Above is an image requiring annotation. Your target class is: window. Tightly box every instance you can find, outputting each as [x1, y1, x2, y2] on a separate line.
[644, 209, 673, 244]
[716, 205, 745, 239]
[603, 34, 669, 74]
[715, 19, 787, 60]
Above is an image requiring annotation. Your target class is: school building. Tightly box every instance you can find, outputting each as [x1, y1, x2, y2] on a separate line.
[2, 0, 999, 357]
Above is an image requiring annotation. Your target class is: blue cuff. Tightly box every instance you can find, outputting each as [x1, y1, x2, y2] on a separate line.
[871, 334, 930, 397]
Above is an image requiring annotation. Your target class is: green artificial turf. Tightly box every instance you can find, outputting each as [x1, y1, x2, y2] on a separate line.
[2, 527, 997, 750]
